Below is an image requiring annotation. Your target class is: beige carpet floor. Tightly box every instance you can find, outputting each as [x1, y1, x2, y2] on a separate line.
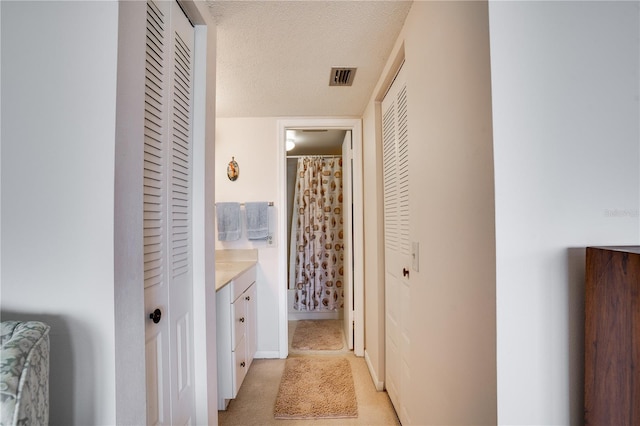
[291, 320, 344, 350]
[218, 321, 400, 425]
[274, 356, 357, 419]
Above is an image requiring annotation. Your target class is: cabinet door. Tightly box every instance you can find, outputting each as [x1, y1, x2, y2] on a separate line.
[233, 266, 256, 301]
[233, 336, 248, 397]
[585, 247, 640, 425]
[232, 295, 247, 351]
[245, 283, 257, 368]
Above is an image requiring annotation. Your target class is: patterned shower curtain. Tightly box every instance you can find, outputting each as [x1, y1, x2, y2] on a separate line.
[293, 157, 344, 311]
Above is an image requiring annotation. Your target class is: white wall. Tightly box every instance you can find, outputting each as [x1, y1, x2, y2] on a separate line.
[1, 2, 119, 424]
[214, 118, 282, 356]
[363, 2, 497, 423]
[362, 92, 387, 391]
[187, 3, 220, 424]
[489, 1, 640, 424]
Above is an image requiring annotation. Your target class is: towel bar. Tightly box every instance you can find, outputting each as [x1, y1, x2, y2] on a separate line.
[242, 201, 274, 206]
[215, 202, 274, 207]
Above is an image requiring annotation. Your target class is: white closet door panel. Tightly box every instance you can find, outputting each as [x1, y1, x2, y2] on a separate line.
[382, 64, 411, 426]
[175, 311, 192, 395]
[144, 1, 195, 424]
[144, 1, 171, 425]
[382, 91, 401, 413]
[145, 334, 165, 426]
[167, 1, 195, 424]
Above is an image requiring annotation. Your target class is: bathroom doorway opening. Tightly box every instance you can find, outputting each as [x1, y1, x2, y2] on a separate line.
[286, 129, 345, 321]
[277, 119, 364, 358]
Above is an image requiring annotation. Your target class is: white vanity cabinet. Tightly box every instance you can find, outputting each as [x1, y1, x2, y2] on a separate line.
[216, 265, 257, 410]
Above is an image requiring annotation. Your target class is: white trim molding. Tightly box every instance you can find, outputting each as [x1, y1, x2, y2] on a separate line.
[276, 118, 365, 358]
[365, 350, 385, 391]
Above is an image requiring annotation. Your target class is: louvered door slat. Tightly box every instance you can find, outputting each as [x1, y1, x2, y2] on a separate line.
[169, 26, 192, 282]
[173, 110, 190, 130]
[173, 76, 190, 98]
[172, 152, 188, 165]
[144, 0, 166, 291]
[382, 104, 399, 252]
[145, 108, 163, 129]
[145, 234, 162, 246]
[396, 85, 410, 256]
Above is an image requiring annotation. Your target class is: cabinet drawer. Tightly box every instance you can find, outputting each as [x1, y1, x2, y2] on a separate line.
[232, 266, 256, 301]
[231, 296, 246, 350]
[232, 336, 248, 397]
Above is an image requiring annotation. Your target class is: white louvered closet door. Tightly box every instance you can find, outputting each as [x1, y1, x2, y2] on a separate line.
[144, 1, 195, 424]
[382, 64, 411, 426]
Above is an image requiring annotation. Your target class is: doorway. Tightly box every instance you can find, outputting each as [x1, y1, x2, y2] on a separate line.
[277, 119, 364, 358]
[286, 129, 345, 322]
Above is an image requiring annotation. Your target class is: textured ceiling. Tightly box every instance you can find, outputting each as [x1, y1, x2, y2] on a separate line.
[208, 1, 412, 118]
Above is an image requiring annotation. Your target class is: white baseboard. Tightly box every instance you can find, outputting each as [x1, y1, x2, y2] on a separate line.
[254, 350, 280, 359]
[365, 349, 385, 391]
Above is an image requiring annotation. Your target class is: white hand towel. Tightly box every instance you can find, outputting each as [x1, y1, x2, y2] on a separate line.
[216, 202, 241, 241]
[245, 202, 270, 240]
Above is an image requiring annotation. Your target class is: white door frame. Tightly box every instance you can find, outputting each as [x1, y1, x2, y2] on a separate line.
[277, 118, 364, 358]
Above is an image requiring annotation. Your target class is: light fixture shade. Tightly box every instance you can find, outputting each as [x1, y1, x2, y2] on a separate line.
[286, 139, 296, 151]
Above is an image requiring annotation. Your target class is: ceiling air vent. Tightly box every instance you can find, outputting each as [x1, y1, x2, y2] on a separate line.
[329, 67, 357, 87]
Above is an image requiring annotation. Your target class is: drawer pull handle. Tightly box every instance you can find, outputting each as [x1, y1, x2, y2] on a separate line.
[240, 361, 246, 368]
[239, 317, 245, 323]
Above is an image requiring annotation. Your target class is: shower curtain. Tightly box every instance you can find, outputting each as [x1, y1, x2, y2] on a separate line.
[292, 157, 344, 311]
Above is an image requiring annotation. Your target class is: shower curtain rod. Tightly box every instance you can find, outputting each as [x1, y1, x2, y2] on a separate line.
[286, 155, 342, 159]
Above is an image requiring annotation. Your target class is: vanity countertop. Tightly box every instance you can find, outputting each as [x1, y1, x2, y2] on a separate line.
[215, 260, 257, 291]
[215, 249, 258, 292]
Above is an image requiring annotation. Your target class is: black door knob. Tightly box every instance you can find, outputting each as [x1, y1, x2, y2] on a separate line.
[149, 308, 162, 324]
[403, 268, 409, 278]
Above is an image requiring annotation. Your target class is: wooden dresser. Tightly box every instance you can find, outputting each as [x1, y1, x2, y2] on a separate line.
[585, 246, 640, 425]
